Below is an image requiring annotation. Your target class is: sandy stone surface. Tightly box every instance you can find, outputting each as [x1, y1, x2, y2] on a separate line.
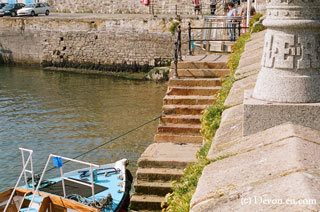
[138, 143, 201, 168]
[191, 134, 320, 212]
[191, 171, 320, 212]
[208, 105, 243, 159]
[224, 74, 258, 107]
[235, 62, 261, 80]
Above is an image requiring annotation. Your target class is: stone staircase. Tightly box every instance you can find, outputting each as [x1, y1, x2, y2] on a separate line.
[130, 57, 229, 211]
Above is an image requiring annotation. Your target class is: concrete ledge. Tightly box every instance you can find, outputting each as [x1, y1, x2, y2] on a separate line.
[243, 90, 320, 136]
[208, 105, 243, 160]
[224, 74, 258, 107]
[210, 122, 320, 159]
[191, 132, 320, 212]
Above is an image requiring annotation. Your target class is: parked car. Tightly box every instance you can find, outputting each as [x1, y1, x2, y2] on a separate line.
[17, 2, 50, 16]
[0, 3, 25, 17]
[0, 3, 7, 9]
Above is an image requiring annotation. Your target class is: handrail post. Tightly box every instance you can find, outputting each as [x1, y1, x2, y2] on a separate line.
[173, 42, 178, 78]
[177, 25, 182, 61]
[60, 167, 66, 197]
[21, 149, 28, 188]
[90, 165, 95, 203]
[238, 21, 241, 37]
[30, 156, 34, 190]
[152, 4, 155, 17]
[175, 4, 177, 16]
[188, 22, 192, 55]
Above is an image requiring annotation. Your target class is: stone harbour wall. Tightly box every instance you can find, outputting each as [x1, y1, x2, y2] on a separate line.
[0, 16, 202, 72]
[47, 0, 213, 15]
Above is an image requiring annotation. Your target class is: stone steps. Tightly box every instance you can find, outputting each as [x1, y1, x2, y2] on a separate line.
[137, 143, 201, 169]
[160, 114, 202, 125]
[168, 78, 222, 87]
[157, 123, 201, 135]
[167, 86, 221, 96]
[136, 167, 184, 182]
[130, 194, 165, 211]
[169, 69, 230, 78]
[132, 58, 228, 211]
[154, 133, 203, 144]
[163, 104, 207, 115]
[134, 180, 173, 196]
[171, 61, 228, 69]
[163, 95, 216, 105]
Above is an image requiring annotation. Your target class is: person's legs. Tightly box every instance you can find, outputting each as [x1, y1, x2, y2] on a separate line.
[228, 23, 236, 41]
[210, 5, 214, 15]
[232, 23, 236, 41]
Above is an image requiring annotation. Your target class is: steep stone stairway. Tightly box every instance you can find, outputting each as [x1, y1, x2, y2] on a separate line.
[131, 56, 229, 211]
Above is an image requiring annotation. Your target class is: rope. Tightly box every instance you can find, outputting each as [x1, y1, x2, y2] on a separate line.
[42, 115, 162, 174]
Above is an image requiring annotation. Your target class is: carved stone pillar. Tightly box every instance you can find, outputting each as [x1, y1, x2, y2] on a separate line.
[243, 0, 320, 136]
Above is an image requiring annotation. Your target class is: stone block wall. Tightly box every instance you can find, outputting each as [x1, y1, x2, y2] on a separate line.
[47, 0, 149, 14]
[0, 17, 202, 72]
[0, 19, 42, 64]
[47, 0, 214, 15]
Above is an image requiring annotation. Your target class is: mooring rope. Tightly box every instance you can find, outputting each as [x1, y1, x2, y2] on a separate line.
[34, 115, 161, 175]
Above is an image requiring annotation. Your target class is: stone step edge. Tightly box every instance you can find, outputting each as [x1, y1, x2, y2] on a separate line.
[167, 86, 222, 90]
[136, 167, 184, 175]
[138, 158, 193, 169]
[163, 95, 216, 99]
[130, 194, 165, 211]
[163, 104, 208, 109]
[158, 123, 201, 129]
[134, 180, 173, 188]
[154, 133, 203, 144]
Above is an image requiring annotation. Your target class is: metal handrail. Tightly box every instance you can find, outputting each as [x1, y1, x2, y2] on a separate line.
[150, 0, 225, 16]
[187, 20, 248, 55]
[4, 148, 34, 212]
[173, 24, 182, 78]
[28, 154, 100, 212]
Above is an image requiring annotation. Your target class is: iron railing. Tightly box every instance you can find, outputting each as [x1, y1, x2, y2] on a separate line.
[149, 0, 225, 16]
[187, 18, 248, 55]
[173, 25, 182, 78]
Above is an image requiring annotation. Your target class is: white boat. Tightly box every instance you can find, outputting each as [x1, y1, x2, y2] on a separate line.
[0, 148, 132, 212]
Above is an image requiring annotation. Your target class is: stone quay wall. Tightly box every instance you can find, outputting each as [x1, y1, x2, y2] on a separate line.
[0, 16, 202, 72]
[47, 0, 213, 15]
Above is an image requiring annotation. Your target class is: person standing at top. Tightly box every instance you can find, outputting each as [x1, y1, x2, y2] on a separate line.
[194, 0, 201, 15]
[210, 0, 217, 15]
[227, 2, 237, 41]
[240, 0, 256, 17]
[240, 0, 256, 32]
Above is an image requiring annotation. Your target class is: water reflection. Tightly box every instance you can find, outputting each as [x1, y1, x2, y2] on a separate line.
[0, 66, 167, 191]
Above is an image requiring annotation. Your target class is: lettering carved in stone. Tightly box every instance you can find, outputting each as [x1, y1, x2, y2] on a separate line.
[262, 34, 320, 69]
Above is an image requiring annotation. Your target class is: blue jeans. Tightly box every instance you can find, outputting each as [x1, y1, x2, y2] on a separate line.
[228, 23, 236, 41]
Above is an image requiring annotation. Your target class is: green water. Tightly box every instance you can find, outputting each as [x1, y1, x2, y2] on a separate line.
[0, 66, 167, 191]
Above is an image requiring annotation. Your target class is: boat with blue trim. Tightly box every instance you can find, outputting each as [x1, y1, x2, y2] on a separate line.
[0, 148, 132, 212]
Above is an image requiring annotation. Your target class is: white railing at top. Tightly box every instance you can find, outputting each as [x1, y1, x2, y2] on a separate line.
[27, 154, 100, 212]
[4, 148, 34, 212]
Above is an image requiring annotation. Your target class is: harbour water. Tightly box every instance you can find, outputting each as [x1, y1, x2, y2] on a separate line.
[0, 66, 167, 191]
